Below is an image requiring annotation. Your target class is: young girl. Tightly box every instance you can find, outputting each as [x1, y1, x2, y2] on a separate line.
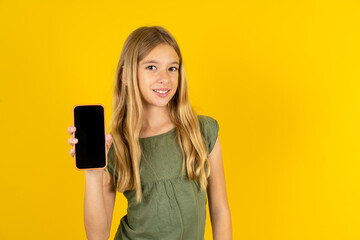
[68, 26, 232, 240]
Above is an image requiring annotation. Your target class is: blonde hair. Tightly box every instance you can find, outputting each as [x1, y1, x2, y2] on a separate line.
[106, 26, 211, 204]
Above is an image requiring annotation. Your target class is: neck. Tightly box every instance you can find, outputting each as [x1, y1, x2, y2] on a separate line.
[142, 105, 172, 130]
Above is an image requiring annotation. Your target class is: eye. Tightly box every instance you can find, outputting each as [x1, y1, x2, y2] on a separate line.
[169, 66, 178, 72]
[146, 65, 156, 70]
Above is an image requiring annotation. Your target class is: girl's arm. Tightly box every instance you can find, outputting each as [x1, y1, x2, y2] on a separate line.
[102, 171, 117, 236]
[84, 170, 114, 240]
[207, 136, 232, 240]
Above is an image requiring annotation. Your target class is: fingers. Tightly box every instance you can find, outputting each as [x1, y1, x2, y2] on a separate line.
[68, 126, 77, 158]
[68, 127, 112, 159]
[68, 137, 78, 146]
[67, 126, 78, 146]
[68, 126, 76, 135]
[69, 148, 75, 157]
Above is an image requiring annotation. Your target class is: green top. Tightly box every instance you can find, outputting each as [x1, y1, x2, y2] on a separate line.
[105, 115, 219, 240]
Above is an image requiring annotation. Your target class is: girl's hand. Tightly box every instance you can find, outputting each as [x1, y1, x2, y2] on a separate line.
[67, 126, 113, 172]
[67, 126, 78, 158]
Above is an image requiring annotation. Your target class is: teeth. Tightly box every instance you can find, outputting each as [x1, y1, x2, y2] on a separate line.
[154, 90, 168, 94]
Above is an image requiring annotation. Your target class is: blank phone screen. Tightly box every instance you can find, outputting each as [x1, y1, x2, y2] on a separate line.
[73, 105, 106, 169]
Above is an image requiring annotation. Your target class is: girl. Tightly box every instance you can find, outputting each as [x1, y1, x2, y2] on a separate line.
[67, 26, 232, 240]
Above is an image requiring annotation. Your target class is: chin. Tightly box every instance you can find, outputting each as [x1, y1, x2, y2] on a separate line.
[155, 102, 170, 107]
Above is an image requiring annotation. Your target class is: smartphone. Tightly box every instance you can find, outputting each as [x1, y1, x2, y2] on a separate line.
[72, 104, 107, 170]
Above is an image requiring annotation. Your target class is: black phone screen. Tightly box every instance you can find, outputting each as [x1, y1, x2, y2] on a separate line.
[73, 105, 107, 170]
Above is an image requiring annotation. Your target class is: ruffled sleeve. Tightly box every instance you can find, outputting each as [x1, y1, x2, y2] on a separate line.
[104, 138, 119, 181]
[198, 115, 220, 155]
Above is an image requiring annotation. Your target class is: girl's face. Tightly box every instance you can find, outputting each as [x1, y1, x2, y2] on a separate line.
[137, 43, 179, 108]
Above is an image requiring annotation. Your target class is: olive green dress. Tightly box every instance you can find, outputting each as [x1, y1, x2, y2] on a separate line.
[105, 115, 219, 240]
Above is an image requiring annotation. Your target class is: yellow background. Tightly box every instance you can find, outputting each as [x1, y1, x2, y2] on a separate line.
[1, 0, 359, 239]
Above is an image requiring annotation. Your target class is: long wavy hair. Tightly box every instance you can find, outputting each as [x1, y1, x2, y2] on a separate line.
[106, 26, 211, 204]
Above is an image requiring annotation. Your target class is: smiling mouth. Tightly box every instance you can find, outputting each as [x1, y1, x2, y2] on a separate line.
[153, 89, 170, 97]
[153, 89, 170, 93]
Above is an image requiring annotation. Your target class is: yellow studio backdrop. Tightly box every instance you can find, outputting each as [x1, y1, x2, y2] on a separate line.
[0, 0, 359, 239]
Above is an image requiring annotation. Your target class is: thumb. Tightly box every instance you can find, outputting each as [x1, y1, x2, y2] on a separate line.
[105, 133, 113, 150]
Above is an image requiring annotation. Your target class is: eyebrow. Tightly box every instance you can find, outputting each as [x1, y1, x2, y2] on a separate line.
[142, 60, 179, 65]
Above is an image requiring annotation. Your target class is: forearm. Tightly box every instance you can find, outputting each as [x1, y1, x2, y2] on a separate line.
[210, 209, 232, 240]
[84, 171, 110, 240]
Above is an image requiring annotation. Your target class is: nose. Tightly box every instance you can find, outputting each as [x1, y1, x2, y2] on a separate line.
[159, 68, 170, 84]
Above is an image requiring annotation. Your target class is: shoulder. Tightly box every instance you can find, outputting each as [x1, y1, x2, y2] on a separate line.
[197, 114, 220, 155]
[105, 137, 119, 180]
[198, 114, 218, 125]
[197, 114, 219, 133]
